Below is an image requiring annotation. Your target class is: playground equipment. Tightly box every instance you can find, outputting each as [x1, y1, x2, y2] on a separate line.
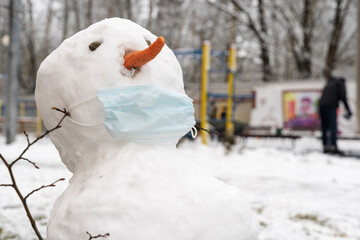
[174, 41, 252, 145]
[226, 44, 237, 137]
[200, 41, 210, 144]
[0, 99, 43, 137]
[200, 41, 237, 144]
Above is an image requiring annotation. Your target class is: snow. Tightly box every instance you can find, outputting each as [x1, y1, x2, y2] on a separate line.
[0, 134, 70, 239]
[33, 18, 258, 239]
[1, 135, 360, 239]
[180, 138, 360, 240]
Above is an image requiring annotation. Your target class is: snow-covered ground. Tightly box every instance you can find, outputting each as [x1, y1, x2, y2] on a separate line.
[0, 134, 360, 240]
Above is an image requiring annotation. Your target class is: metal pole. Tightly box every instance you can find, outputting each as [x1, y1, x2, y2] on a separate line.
[201, 40, 210, 145]
[36, 109, 43, 137]
[226, 44, 236, 137]
[5, 0, 21, 144]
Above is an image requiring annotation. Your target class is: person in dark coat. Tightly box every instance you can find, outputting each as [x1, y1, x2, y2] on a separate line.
[319, 76, 352, 154]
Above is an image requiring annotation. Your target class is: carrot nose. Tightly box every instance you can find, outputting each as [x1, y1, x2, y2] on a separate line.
[124, 36, 165, 70]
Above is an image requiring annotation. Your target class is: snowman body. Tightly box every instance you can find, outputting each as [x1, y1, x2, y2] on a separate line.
[35, 18, 258, 240]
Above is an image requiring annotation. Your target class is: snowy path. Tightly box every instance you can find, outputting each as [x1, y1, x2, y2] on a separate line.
[1, 135, 360, 240]
[179, 138, 360, 240]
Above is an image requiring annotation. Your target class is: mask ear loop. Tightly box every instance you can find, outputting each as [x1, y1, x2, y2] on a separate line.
[68, 96, 97, 111]
[66, 96, 103, 126]
[191, 126, 198, 139]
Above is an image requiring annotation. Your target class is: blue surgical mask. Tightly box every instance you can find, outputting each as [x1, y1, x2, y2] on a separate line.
[68, 85, 196, 141]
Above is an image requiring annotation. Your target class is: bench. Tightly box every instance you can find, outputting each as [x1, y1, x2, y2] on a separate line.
[239, 126, 302, 149]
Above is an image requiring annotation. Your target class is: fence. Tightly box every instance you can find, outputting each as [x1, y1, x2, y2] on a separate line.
[0, 98, 43, 136]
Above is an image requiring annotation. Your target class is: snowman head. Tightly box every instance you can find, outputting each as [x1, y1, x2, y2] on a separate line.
[35, 18, 188, 172]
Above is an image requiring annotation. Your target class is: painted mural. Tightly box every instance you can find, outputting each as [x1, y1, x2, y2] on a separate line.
[283, 90, 321, 129]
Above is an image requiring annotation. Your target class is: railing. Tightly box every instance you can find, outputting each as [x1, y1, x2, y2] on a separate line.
[0, 99, 43, 136]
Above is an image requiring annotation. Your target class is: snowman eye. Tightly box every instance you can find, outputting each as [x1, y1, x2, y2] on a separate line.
[89, 42, 101, 51]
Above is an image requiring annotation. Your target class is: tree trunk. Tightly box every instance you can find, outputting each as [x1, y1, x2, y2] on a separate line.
[126, 0, 132, 21]
[324, 0, 351, 79]
[73, 0, 81, 31]
[107, 0, 117, 18]
[86, 0, 93, 27]
[301, 0, 312, 78]
[62, 0, 69, 40]
[147, 0, 155, 30]
[6, 0, 21, 144]
[117, 0, 125, 18]
[273, 0, 317, 79]
[25, 0, 37, 92]
[230, 0, 272, 82]
[258, 0, 272, 81]
[43, 0, 54, 55]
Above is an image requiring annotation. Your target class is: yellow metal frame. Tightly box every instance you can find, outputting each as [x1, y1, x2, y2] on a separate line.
[36, 109, 42, 137]
[19, 102, 25, 132]
[200, 41, 211, 145]
[226, 44, 236, 136]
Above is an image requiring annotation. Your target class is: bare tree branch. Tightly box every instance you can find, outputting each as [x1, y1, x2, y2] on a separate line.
[206, 0, 272, 81]
[0, 184, 13, 187]
[86, 231, 110, 239]
[0, 153, 9, 167]
[10, 108, 69, 168]
[24, 130, 30, 145]
[25, 178, 65, 200]
[285, 0, 302, 24]
[324, 0, 353, 78]
[335, 27, 357, 62]
[272, 0, 318, 78]
[0, 107, 69, 240]
[204, 0, 238, 19]
[11, 156, 39, 169]
[230, 0, 262, 41]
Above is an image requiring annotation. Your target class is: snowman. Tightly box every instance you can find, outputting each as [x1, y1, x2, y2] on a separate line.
[35, 18, 258, 240]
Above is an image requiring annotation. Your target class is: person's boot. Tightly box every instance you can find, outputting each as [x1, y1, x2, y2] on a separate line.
[329, 145, 344, 155]
[323, 146, 331, 154]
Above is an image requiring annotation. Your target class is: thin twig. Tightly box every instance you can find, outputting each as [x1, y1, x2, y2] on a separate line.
[86, 232, 110, 239]
[11, 157, 39, 169]
[25, 178, 65, 200]
[0, 153, 9, 167]
[0, 107, 69, 240]
[24, 130, 30, 145]
[21, 157, 39, 169]
[195, 124, 220, 136]
[0, 184, 13, 187]
[10, 108, 70, 167]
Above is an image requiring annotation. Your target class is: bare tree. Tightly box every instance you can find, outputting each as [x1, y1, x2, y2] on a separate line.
[206, 0, 273, 81]
[324, 0, 353, 79]
[22, 0, 37, 93]
[0, 107, 68, 240]
[147, 0, 155, 29]
[106, 0, 118, 18]
[6, 0, 21, 144]
[86, 0, 93, 27]
[272, 0, 320, 79]
[150, 0, 189, 48]
[73, 0, 82, 31]
[63, 0, 70, 40]
[42, 0, 54, 56]
[125, 0, 133, 21]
